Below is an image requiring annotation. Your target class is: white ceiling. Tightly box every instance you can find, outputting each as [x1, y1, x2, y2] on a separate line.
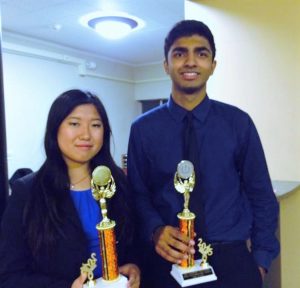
[0, 0, 184, 66]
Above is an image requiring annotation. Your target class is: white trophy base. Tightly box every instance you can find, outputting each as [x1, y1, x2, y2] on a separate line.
[84, 274, 128, 288]
[170, 259, 217, 287]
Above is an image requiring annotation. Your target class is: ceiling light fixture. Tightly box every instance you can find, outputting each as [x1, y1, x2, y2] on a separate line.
[80, 12, 145, 40]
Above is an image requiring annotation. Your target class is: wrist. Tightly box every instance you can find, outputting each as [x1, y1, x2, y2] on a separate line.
[151, 225, 164, 244]
[258, 266, 267, 280]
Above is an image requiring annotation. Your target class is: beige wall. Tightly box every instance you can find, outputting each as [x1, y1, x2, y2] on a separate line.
[279, 187, 300, 288]
[133, 63, 170, 101]
[185, 0, 300, 182]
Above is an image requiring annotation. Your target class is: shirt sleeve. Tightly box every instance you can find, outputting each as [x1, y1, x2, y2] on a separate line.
[127, 122, 165, 243]
[239, 117, 280, 270]
[0, 180, 71, 288]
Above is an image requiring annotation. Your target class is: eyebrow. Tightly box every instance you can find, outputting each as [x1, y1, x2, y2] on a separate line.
[172, 46, 212, 54]
[195, 47, 212, 54]
[67, 116, 102, 121]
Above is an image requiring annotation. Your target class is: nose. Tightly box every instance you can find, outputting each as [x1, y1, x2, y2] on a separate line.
[79, 124, 91, 140]
[185, 52, 196, 67]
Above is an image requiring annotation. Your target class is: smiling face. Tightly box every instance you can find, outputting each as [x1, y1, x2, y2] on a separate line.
[164, 34, 216, 110]
[57, 104, 103, 169]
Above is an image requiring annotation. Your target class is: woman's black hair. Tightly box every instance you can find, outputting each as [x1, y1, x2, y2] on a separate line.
[24, 89, 132, 256]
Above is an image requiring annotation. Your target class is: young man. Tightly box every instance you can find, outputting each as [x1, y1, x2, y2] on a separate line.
[127, 20, 279, 288]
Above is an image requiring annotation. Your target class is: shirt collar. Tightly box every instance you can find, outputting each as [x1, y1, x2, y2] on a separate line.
[167, 94, 211, 123]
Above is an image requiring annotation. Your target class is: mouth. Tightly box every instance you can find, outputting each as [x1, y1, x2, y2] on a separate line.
[76, 144, 93, 150]
[181, 72, 199, 80]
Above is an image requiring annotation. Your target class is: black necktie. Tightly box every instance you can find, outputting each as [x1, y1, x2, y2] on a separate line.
[183, 112, 206, 242]
[183, 112, 198, 162]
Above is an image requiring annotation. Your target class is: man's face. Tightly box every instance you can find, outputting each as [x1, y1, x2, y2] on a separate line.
[164, 35, 216, 96]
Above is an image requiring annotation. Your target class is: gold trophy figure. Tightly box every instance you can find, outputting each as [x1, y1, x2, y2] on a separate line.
[83, 165, 127, 287]
[198, 238, 213, 268]
[81, 253, 97, 287]
[170, 160, 217, 287]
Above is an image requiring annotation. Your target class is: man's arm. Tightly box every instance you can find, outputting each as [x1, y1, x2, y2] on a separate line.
[239, 117, 280, 270]
[0, 180, 71, 288]
[127, 122, 166, 242]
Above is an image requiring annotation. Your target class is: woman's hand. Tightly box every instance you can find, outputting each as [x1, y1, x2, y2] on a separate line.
[119, 263, 140, 288]
[71, 272, 87, 288]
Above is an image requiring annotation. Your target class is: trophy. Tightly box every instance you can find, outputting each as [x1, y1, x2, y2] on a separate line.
[81, 253, 97, 288]
[170, 160, 217, 287]
[82, 166, 127, 287]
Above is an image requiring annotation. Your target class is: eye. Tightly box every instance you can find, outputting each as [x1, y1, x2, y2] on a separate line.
[196, 48, 212, 58]
[198, 51, 209, 58]
[69, 121, 79, 127]
[173, 50, 185, 58]
[92, 122, 102, 128]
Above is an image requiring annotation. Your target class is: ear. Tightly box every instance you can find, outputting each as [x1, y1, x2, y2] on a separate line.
[210, 60, 217, 75]
[164, 60, 170, 75]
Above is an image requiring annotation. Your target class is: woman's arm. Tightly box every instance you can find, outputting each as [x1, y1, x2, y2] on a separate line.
[0, 177, 71, 288]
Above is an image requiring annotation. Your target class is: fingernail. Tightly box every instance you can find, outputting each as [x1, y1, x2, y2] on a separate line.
[190, 249, 195, 254]
[189, 239, 195, 245]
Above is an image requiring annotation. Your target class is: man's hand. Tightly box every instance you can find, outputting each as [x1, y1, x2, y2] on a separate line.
[119, 263, 140, 288]
[258, 266, 266, 281]
[153, 225, 195, 264]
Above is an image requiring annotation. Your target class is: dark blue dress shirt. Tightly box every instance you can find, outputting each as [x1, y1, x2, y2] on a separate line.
[127, 95, 279, 270]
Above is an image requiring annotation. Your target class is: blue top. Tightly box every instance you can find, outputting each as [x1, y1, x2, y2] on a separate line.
[127, 95, 279, 270]
[70, 189, 102, 278]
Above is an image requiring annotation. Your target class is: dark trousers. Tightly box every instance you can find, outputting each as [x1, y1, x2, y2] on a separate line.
[140, 242, 262, 288]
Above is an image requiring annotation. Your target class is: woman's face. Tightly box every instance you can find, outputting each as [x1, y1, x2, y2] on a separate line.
[57, 104, 104, 168]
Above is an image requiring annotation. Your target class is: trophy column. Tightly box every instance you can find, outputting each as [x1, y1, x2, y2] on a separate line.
[178, 212, 195, 268]
[170, 160, 217, 287]
[97, 213, 118, 281]
[82, 165, 127, 288]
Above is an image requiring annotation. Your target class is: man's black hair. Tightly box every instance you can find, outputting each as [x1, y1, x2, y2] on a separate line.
[164, 20, 216, 61]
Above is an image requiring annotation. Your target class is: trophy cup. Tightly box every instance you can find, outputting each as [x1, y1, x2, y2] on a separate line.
[82, 165, 127, 288]
[170, 160, 217, 287]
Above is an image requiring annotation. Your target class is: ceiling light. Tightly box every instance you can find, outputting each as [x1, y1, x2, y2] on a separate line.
[80, 12, 145, 40]
[52, 24, 62, 31]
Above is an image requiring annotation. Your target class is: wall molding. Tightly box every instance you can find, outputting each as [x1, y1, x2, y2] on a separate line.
[3, 41, 169, 84]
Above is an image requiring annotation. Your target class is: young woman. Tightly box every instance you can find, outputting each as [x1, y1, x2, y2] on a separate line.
[0, 89, 140, 288]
